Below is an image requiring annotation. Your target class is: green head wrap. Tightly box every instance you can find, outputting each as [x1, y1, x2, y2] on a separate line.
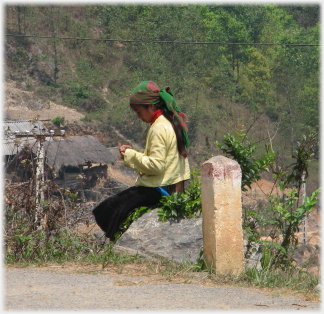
[130, 81, 190, 148]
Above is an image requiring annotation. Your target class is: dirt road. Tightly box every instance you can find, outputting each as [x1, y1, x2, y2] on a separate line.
[4, 266, 320, 311]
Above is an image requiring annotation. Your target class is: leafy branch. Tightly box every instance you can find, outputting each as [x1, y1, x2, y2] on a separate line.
[215, 128, 274, 191]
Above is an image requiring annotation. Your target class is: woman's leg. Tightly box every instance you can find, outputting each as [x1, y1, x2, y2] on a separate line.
[92, 186, 161, 241]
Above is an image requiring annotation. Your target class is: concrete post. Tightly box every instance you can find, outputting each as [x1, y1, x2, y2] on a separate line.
[200, 156, 244, 275]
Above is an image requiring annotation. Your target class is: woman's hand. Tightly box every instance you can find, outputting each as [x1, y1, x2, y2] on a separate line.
[119, 144, 133, 159]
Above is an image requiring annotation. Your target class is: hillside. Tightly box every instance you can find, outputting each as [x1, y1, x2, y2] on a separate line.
[4, 5, 320, 166]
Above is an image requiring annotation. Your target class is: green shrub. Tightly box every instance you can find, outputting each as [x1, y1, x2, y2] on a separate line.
[51, 116, 65, 127]
[157, 169, 201, 221]
[215, 128, 274, 191]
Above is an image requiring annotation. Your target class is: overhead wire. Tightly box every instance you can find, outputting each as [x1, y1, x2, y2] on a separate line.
[5, 33, 320, 47]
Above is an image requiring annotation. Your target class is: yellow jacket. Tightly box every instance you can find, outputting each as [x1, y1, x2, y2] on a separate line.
[123, 115, 190, 187]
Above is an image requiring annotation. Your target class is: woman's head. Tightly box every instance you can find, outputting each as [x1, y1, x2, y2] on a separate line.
[130, 81, 190, 151]
[129, 81, 162, 123]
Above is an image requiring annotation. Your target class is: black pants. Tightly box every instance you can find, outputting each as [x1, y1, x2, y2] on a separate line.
[92, 186, 161, 241]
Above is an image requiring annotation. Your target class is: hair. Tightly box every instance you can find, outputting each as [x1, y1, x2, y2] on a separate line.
[154, 101, 188, 158]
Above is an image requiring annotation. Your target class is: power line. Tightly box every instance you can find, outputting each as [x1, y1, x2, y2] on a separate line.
[6, 33, 320, 47]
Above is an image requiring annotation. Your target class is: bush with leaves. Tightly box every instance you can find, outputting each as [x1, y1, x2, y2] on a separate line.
[262, 188, 320, 268]
[215, 128, 274, 191]
[157, 169, 201, 222]
[51, 116, 65, 127]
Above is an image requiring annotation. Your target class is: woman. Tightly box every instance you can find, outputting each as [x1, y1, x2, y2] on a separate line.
[92, 81, 190, 241]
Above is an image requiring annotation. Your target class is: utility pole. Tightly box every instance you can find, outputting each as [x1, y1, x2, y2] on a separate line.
[35, 134, 45, 228]
[8, 123, 65, 230]
[301, 171, 307, 244]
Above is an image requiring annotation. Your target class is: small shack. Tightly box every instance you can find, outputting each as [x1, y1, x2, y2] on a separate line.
[3, 121, 119, 200]
[43, 135, 117, 191]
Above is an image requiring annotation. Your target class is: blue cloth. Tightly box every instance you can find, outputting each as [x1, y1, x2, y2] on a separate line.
[156, 186, 170, 197]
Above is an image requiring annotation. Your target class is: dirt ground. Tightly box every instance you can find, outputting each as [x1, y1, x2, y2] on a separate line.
[4, 81, 85, 122]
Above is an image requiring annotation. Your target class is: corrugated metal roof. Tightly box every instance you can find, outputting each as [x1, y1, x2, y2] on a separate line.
[3, 120, 50, 156]
[3, 120, 48, 134]
[3, 135, 37, 156]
